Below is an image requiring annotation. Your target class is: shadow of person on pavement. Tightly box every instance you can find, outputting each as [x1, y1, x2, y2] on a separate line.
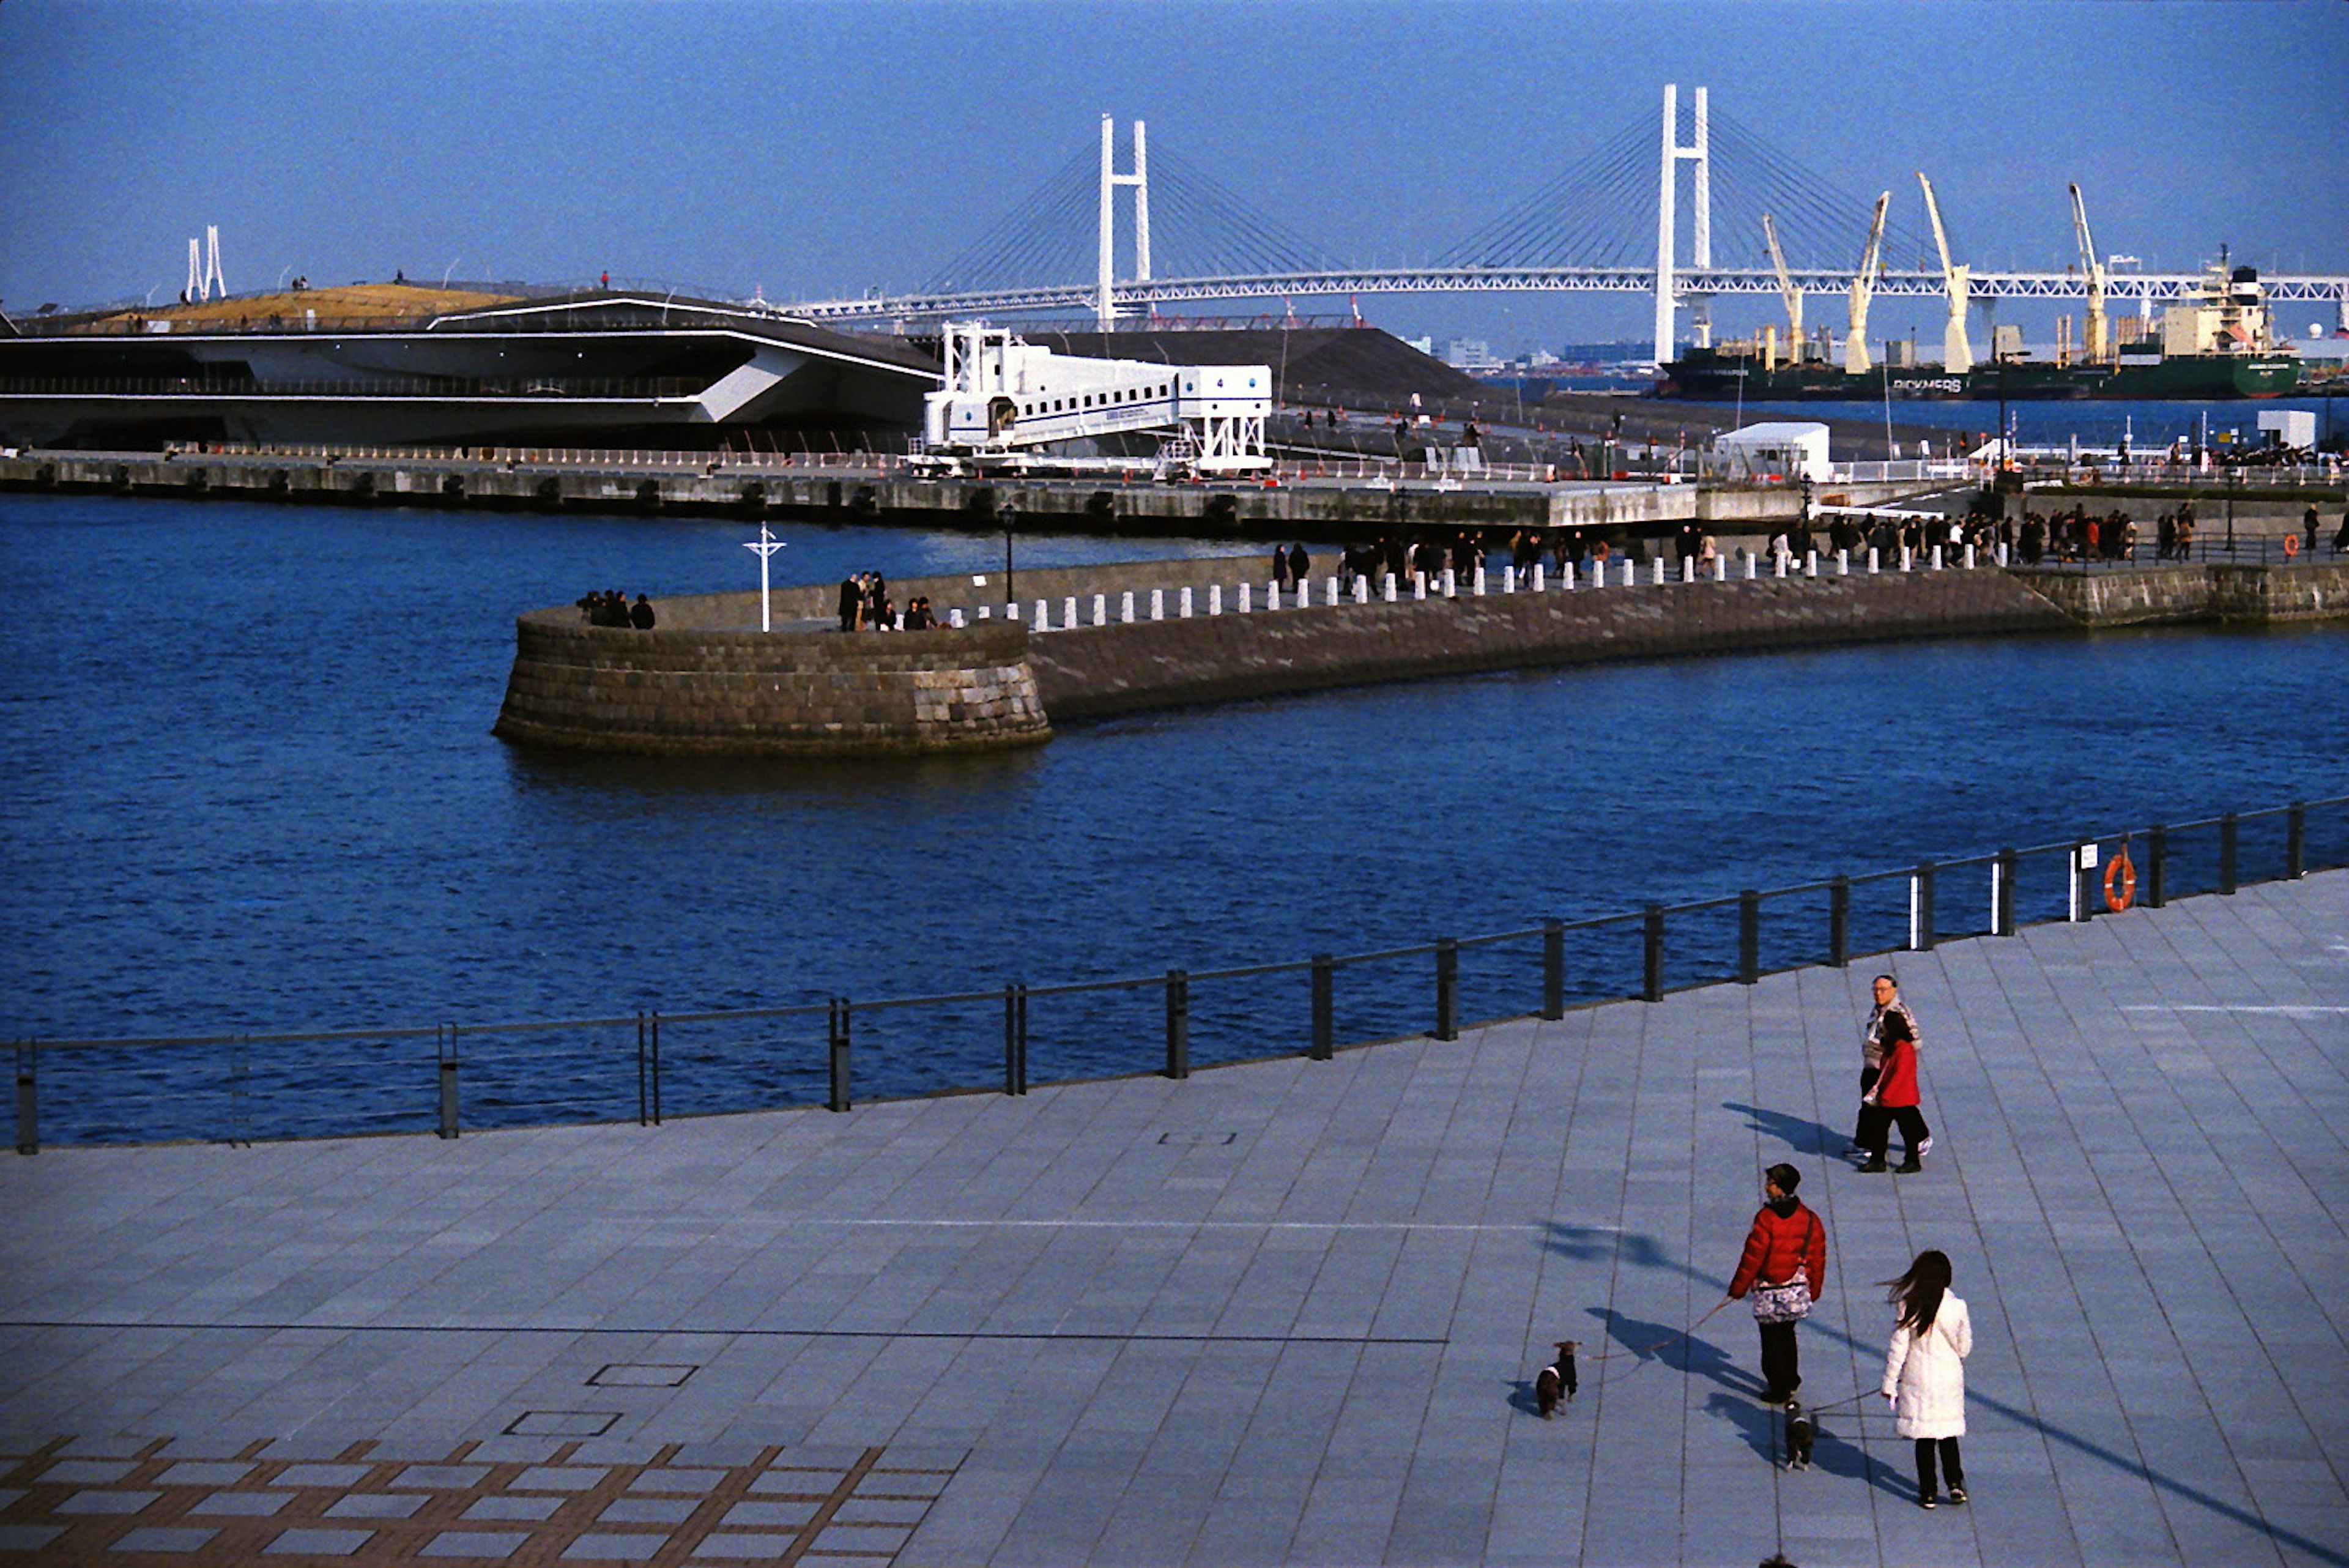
[1588, 1305, 1754, 1397]
[1723, 1100, 1849, 1159]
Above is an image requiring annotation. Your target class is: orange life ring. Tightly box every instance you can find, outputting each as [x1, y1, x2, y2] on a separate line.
[2104, 850, 2137, 913]
[2284, 533, 2301, 558]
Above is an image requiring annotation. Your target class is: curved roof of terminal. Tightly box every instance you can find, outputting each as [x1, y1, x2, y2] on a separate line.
[26, 283, 942, 377]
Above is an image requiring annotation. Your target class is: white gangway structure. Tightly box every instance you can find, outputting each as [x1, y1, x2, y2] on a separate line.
[922, 322, 1271, 474]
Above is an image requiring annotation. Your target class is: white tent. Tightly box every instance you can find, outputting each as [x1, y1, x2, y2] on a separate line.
[1709, 421, 1831, 481]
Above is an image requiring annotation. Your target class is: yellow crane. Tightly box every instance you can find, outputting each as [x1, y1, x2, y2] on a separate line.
[1917, 171, 1973, 373]
[1761, 214, 1803, 368]
[1845, 191, 1890, 376]
[2069, 182, 2109, 363]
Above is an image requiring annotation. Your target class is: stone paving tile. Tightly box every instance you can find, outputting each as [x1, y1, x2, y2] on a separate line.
[1, 876, 2343, 1564]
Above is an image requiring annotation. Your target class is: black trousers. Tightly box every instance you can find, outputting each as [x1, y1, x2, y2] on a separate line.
[1917, 1436, 1964, 1495]
[1757, 1320, 1800, 1398]
[1850, 1066, 1880, 1142]
[1857, 1102, 1931, 1161]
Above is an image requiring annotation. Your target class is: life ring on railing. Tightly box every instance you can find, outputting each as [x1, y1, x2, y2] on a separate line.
[2284, 533, 2300, 558]
[2104, 846, 2137, 913]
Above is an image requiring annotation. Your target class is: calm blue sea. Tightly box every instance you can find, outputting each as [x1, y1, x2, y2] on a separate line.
[3, 490, 2345, 1142]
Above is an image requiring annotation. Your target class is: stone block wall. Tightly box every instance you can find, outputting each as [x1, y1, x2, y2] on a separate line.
[2011, 562, 2349, 626]
[494, 617, 1049, 756]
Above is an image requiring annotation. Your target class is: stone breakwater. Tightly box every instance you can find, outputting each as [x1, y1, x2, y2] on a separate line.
[495, 559, 2349, 757]
[494, 618, 1048, 757]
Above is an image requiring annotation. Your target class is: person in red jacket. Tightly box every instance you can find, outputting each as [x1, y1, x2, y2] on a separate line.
[1727, 1162, 1829, 1404]
[1856, 1009, 1933, 1174]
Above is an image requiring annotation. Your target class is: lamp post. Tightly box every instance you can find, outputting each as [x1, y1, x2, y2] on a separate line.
[1001, 500, 1017, 607]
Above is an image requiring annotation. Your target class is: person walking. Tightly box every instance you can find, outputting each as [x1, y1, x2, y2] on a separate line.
[1848, 975, 1920, 1161]
[1880, 1249, 1973, 1509]
[1855, 1008, 1932, 1173]
[1726, 1163, 1828, 1404]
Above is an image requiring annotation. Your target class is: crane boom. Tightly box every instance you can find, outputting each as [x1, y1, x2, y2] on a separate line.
[2069, 182, 2109, 362]
[1761, 214, 1804, 363]
[1845, 191, 1889, 376]
[1917, 171, 1973, 373]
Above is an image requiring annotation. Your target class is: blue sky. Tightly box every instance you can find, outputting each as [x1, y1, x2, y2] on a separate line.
[2, 0, 2342, 351]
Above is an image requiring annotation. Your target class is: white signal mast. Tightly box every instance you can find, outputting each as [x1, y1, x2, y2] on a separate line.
[1917, 173, 1972, 372]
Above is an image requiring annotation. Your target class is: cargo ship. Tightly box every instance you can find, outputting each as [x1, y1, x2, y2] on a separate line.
[1659, 263, 2301, 402]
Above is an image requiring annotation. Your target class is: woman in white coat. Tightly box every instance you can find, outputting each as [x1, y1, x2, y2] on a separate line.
[1880, 1249, 1973, 1509]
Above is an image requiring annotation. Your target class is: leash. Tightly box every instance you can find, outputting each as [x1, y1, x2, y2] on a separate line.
[1579, 1296, 1733, 1363]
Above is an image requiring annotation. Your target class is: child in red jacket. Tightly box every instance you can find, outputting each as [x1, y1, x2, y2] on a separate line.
[1857, 1010, 1932, 1174]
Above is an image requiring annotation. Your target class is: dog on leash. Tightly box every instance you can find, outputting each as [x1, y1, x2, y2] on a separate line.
[1535, 1340, 1579, 1417]
[1782, 1400, 1814, 1470]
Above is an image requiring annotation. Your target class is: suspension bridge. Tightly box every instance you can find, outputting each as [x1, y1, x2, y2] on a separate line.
[783, 85, 2349, 368]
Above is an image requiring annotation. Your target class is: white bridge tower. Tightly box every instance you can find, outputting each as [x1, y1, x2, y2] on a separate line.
[1097, 116, 1151, 332]
[1652, 84, 1711, 368]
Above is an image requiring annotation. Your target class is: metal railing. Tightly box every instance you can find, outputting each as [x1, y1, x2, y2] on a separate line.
[0, 376, 702, 400]
[12, 797, 2343, 1154]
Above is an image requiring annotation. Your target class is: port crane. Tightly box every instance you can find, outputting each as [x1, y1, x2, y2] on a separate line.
[2069, 183, 2109, 363]
[1845, 191, 1890, 376]
[1918, 173, 1973, 373]
[1761, 214, 1803, 366]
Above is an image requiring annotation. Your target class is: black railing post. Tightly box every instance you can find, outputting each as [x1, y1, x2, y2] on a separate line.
[436, 1025, 459, 1140]
[2148, 823, 2169, 908]
[1995, 848, 2017, 936]
[1828, 877, 1851, 967]
[1434, 938, 1459, 1041]
[1737, 890, 1761, 984]
[1165, 970, 1189, 1080]
[1642, 905, 1665, 1002]
[1310, 955, 1334, 1060]
[2220, 811, 2240, 894]
[827, 999, 852, 1112]
[649, 1011, 662, 1126]
[2287, 801, 2306, 879]
[13, 1042, 34, 1157]
[1542, 918, 1565, 1020]
[636, 1012, 648, 1127]
[1002, 983, 1029, 1096]
[1914, 861, 1937, 951]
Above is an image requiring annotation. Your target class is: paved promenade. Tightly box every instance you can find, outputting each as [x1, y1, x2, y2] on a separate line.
[3, 874, 2345, 1566]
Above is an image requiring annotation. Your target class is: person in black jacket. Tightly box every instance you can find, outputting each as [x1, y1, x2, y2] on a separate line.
[628, 594, 656, 630]
[837, 574, 861, 633]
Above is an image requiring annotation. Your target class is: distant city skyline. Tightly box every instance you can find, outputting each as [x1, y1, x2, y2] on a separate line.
[3, 0, 2343, 351]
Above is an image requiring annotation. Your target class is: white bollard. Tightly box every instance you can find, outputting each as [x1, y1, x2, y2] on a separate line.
[1442, 568, 1457, 597]
[1931, 545, 1943, 571]
[1652, 559, 1666, 587]
[1298, 577, 1312, 608]
[1093, 593, 1107, 626]
[1006, 602, 1019, 620]
[1504, 565, 1517, 593]
[1836, 549, 1849, 576]
[1238, 582, 1252, 613]
[1774, 550, 1787, 578]
[1412, 572, 1427, 600]
[1717, 556, 1731, 582]
[1267, 582, 1282, 611]
[1034, 598, 1049, 628]
[1149, 588, 1163, 620]
[1868, 548, 1880, 574]
[1899, 546, 1913, 573]
[1179, 585, 1193, 618]
[975, 606, 990, 620]
[1383, 573, 1397, 603]
[1682, 559, 1697, 584]
[1121, 591, 1135, 623]
[1745, 553, 1757, 580]
[1325, 574, 1338, 604]
[1997, 542, 2010, 567]
[1562, 562, 1575, 591]
[1354, 576, 1370, 604]
[1064, 596, 1078, 628]
[1209, 584, 1223, 615]
[949, 608, 966, 628]
[1806, 551, 1819, 578]
[1964, 544, 1976, 570]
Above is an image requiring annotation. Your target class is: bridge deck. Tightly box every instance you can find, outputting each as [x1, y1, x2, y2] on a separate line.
[2, 874, 2343, 1565]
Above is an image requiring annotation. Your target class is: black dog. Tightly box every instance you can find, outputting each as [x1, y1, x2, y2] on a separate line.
[1535, 1340, 1579, 1417]
[1782, 1400, 1814, 1470]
